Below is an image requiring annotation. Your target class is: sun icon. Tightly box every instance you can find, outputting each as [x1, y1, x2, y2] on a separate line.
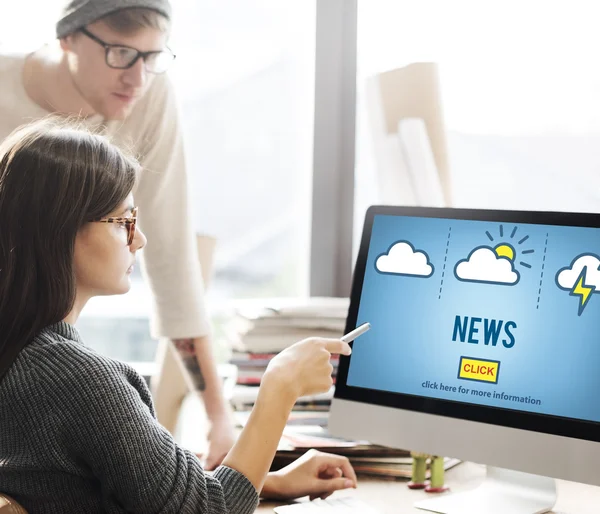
[486, 225, 534, 269]
[494, 243, 515, 261]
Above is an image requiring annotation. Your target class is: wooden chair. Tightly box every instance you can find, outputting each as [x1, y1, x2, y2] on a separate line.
[0, 494, 27, 514]
[365, 62, 452, 206]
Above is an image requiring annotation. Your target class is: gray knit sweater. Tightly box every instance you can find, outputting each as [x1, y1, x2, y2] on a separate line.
[0, 322, 259, 513]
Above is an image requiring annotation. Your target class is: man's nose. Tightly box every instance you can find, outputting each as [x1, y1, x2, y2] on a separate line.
[121, 57, 146, 88]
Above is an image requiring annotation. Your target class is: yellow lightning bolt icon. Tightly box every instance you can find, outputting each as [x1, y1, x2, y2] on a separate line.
[570, 267, 595, 316]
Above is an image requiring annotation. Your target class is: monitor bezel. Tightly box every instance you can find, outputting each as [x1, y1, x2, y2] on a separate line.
[334, 205, 600, 444]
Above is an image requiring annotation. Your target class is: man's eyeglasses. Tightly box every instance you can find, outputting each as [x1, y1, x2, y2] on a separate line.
[94, 207, 138, 246]
[80, 28, 175, 74]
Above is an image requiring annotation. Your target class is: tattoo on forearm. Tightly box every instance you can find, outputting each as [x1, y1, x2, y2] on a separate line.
[173, 338, 206, 391]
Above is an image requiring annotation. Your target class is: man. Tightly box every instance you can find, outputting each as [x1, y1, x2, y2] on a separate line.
[0, 0, 235, 469]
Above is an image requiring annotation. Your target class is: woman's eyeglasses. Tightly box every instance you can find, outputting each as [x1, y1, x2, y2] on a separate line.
[94, 207, 138, 246]
[80, 28, 176, 74]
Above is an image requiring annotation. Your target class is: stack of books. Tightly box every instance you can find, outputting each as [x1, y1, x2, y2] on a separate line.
[225, 297, 348, 411]
[232, 411, 460, 479]
[229, 384, 335, 413]
[274, 427, 461, 479]
[227, 296, 348, 354]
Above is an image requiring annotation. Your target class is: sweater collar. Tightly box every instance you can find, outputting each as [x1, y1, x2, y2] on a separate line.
[44, 321, 83, 344]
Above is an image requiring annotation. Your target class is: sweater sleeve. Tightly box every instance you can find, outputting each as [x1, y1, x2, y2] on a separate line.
[58, 352, 258, 514]
[132, 74, 210, 340]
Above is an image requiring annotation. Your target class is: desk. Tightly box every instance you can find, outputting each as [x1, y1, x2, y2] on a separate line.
[257, 462, 600, 513]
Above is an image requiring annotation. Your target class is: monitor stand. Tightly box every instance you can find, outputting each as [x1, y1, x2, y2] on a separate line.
[414, 466, 557, 514]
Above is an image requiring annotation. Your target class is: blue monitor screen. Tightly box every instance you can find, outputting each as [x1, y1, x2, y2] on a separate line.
[347, 214, 600, 424]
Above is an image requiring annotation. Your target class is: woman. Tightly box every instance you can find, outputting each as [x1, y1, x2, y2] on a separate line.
[0, 118, 356, 513]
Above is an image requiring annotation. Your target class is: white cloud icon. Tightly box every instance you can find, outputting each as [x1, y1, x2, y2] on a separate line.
[375, 241, 433, 277]
[455, 247, 519, 285]
[556, 254, 600, 290]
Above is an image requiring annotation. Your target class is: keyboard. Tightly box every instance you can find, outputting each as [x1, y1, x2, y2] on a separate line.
[273, 496, 382, 513]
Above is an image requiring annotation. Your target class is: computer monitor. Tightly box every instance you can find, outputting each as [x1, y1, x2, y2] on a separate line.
[329, 206, 600, 514]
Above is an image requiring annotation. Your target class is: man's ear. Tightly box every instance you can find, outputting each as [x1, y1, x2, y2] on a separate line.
[59, 35, 75, 52]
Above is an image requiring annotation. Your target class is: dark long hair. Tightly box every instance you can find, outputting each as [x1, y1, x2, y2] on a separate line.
[0, 117, 139, 380]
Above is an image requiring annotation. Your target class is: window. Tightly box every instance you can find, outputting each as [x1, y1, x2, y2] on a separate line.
[169, 0, 315, 302]
[2, 1, 316, 362]
[355, 0, 600, 241]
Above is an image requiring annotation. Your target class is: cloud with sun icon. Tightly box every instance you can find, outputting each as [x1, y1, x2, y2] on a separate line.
[455, 246, 520, 285]
[454, 225, 535, 286]
[375, 241, 434, 277]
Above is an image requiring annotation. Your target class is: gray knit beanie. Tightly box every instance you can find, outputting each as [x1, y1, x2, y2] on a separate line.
[56, 0, 172, 38]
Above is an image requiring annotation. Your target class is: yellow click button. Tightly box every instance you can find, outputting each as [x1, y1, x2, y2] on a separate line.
[458, 357, 500, 384]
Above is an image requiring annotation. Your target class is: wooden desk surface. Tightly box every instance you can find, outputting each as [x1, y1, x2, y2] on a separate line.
[257, 462, 600, 513]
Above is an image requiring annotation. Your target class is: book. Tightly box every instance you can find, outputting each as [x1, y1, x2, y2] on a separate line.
[233, 316, 346, 332]
[232, 330, 344, 354]
[230, 384, 335, 411]
[233, 296, 350, 319]
[269, 422, 462, 479]
[233, 410, 330, 428]
[352, 457, 462, 479]
[271, 447, 461, 479]
[225, 297, 349, 353]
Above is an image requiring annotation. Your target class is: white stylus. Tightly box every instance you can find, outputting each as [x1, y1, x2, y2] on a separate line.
[340, 322, 371, 343]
